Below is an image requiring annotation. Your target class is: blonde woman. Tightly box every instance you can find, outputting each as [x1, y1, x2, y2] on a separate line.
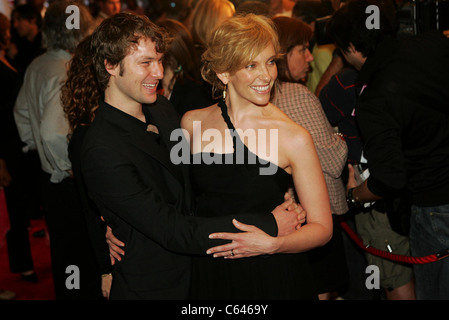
[182, 14, 332, 299]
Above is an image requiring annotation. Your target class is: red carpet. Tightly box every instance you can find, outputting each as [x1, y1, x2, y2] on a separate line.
[0, 218, 55, 300]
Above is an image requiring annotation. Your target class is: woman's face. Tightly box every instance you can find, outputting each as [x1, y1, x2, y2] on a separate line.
[286, 43, 313, 82]
[224, 43, 278, 107]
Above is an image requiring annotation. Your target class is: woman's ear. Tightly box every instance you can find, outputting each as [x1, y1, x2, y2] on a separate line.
[216, 72, 229, 86]
[104, 59, 118, 76]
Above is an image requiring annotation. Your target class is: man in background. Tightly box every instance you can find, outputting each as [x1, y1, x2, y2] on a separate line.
[327, 0, 449, 299]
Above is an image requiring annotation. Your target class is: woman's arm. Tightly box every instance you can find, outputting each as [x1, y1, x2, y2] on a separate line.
[272, 128, 333, 252]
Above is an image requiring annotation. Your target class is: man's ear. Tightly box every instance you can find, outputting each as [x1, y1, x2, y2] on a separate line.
[104, 59, 119, 76]
[216, 72, 229, 86]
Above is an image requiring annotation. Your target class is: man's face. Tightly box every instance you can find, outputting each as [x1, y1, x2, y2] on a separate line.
[12, 16, 35, 38]
[107, 38, 164, 108]
[100, 0, 121, 17]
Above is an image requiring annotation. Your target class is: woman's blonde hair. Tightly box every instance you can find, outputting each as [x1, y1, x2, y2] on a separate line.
[201, 13, 280, 98]
[190, 0, 235, 48]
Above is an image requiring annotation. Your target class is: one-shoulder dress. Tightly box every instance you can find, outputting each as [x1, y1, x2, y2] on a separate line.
[188, 100, 318, 300]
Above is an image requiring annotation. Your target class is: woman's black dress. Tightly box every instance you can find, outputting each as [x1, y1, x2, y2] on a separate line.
[189, 100, 318, 300]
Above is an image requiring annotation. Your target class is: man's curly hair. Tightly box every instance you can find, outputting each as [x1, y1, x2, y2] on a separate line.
[61, 12, 169, 131]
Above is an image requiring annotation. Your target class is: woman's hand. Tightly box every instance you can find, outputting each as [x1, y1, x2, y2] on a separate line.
[105, 225, 125, 264]
[206, 219, 281, 259]
[101, 274, 112, 299]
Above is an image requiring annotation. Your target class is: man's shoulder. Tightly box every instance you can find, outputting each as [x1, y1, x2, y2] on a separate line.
[333, 68, 359, 87]
[146, 95, 178, 117]
[26, 50, 70, 80]
[82, 106, 122, 146]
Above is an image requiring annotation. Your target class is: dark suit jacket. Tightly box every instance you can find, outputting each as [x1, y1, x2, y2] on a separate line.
[80, 96, 277, 299]
[69, 124, 113, 277]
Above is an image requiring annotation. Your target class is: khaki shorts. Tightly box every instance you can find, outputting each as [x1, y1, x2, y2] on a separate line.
[355, 207, 414, 290]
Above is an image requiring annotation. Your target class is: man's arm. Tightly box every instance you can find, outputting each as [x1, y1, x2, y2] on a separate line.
[105, 195, 305, 263]
[346, 163, 382, 204]
[82, 144, 299, 256]
[39, 77, 72, 180]
[315, 54, 344, 97]
[355, 84, 408, 197]
[13, 84, 35, 152]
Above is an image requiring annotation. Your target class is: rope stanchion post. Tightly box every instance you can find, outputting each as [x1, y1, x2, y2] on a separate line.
[339, 216, 449, 265]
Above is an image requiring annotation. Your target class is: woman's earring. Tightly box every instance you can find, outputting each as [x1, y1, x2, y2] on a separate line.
[223, 84, 227, 100]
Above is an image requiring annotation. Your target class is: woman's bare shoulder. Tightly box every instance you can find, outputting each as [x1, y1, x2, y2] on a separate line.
[181, 104, 218, 130]
[265, 104, 315, 171]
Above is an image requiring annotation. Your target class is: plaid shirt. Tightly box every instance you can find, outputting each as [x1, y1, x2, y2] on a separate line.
[273, 81, 348, 215]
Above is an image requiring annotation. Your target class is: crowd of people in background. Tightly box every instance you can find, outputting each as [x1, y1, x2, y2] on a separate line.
[0, 0, 448, 301]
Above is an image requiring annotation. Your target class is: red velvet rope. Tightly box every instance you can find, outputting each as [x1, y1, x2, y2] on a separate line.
[339, 217, 449, 264]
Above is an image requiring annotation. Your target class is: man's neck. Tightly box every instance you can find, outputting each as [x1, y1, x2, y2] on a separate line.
[104, 89, 146, 122]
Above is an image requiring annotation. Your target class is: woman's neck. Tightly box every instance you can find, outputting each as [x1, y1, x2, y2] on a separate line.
[225, 96, 271, 126]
